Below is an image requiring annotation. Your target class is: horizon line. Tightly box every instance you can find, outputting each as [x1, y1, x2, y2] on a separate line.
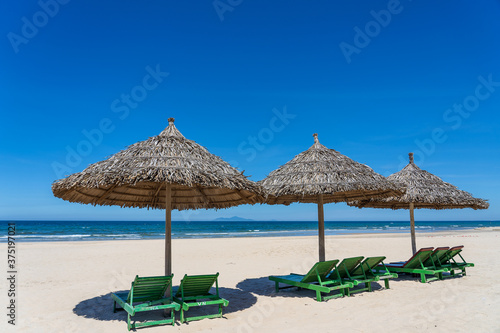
[2, 219, 499, 222]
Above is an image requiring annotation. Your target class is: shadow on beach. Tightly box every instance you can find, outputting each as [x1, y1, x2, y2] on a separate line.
[73, 286, 257, 324]
[236, 276, 321, 300]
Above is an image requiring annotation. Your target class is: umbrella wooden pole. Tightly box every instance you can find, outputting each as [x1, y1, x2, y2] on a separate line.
[165, 183, 172, 276]
[318, 194, 325, 262]
[409, 202, 416, 255]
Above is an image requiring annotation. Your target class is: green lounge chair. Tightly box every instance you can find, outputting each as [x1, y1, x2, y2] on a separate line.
[437, 245, 474, 278]
[423, 246, 450, 267]
[351, 256, 397, 291]
[328, 256, 364, 293]
[172, 273, 229, 323]
[269, 260, 354, 302]
[422, 246, 450, 279]
[379, 247, 449, 283]
[331, 256, 365, 280]
[111, 275, 180, 331]
[333, 256, 397, 295]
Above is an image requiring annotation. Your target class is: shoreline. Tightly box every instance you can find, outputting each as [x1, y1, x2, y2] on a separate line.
[14, 227, 500, 244]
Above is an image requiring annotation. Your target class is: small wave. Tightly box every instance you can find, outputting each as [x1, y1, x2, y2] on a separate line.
[92, 234, 142, 237]
[0, 234, 92, 239]
[185, 232, 230, 236]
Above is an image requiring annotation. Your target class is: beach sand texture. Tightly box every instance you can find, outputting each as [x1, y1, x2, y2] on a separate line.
[2, 228, 499, 333]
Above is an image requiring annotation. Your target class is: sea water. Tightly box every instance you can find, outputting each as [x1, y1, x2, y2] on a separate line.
[0, 220, 499, 242]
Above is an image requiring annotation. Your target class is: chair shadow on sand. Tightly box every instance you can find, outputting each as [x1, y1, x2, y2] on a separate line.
[73, 286, 257, 326]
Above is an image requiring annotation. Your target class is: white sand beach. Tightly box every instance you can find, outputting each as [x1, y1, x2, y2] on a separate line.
[3, 228, 499, 333]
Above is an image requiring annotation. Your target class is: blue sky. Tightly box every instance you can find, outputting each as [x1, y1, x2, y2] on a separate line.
[1, 0, 499, 221]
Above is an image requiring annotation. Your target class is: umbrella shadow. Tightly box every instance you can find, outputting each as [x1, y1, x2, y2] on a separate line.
[236, 277, 275, 297]
[236, 276, 330, 300]
[73, 287, 257, 325]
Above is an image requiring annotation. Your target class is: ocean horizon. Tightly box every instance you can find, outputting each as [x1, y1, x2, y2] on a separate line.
[1, 220, 499, 243]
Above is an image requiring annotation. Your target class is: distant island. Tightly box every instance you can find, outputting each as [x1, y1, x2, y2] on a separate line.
[212, 216, 255, 222]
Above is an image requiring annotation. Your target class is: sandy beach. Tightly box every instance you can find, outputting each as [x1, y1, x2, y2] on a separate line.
[3, 228, 499, 333]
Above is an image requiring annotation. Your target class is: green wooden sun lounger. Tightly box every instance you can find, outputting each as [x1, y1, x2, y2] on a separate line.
[435, 245, 474, 278]
[328, 256, 364, 294]
[332, 256, 397, 295]
[423, 247, 450, 268]
[378, 247, 449, 283]
[269, 260, 354, 302]
[352, 256, 398, 291]
[172, 273, 229, 323]
[422, 246, 450, 279]
[111, 275, 180, 331]
[330, 256, 364, 281]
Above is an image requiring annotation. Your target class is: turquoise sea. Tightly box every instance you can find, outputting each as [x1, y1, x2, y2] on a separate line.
[1, 220, 499, 242]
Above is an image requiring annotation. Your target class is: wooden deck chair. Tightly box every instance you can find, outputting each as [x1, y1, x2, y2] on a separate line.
[423, 247, 450, 268]
[328, 256, 364, 294]
[334, 256, 396, 295]
[379, 247, 449, 283]
[172, 273, 229, 323]
[350, 256, 398, 293]
[422, 246, 450, 279]
[438, 245, 474, 278]
[111, 275, 180, 331]
[330, 256, 364, 282]
[269, 260, 354, 302]
[370, 257, 399, 287]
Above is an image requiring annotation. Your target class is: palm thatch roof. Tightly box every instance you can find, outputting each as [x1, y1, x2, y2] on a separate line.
[259, 134, 403, 205]
[52, 118, 263, 210]
[348, 153, 489, 210]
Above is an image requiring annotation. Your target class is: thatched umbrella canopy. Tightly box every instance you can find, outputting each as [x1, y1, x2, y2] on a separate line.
[259, 133, 403, 261]
[52, 118, 263, 275]
[349, 152, 489, 254]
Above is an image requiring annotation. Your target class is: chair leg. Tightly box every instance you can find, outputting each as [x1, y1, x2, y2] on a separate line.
[113, 300, 116, 313]
[384, 279, 390, 289]
[274, 281, 279, 292]
[316, 290, 322, 302]
[420, 274, 426, 283]
[127, 313, 132, 331]
[180, 308, 185, 324]
[366, 282, 372, 292]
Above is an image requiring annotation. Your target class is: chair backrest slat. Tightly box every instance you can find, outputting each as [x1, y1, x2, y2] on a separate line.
[331, 256, 364, 279]
[176, 274, 219, 297]
[301, 260, 339, 283]
[442, 245, 465, 263]
[128, 275, 173, 303]
[402, 247, 434, 268]
[351, 256, 386, 276]
[423, 247, 450, 267]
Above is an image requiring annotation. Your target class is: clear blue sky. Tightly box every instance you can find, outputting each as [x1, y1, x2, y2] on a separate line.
[1, 0, 499, 221]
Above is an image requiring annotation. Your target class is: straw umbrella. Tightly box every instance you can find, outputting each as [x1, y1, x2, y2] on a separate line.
[259, 133, 402, 262]
[349, 152, 489, 254]
[52, 118, 263, 275]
